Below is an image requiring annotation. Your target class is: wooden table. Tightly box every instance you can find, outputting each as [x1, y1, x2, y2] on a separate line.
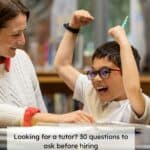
[37, 72, 150, 96]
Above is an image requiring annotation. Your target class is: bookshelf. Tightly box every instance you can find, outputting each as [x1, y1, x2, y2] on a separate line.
[37, 71, 72, 95]
[140, 75, 150, 96]
[37, 71, 150, 96]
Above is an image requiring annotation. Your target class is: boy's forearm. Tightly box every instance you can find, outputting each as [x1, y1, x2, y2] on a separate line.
[54, 10, 94, 70]
[54, 10, 94, 90]
[120, 41, 140, 91]
[54, 31, 77, 70]
[120, 41, 145, 117]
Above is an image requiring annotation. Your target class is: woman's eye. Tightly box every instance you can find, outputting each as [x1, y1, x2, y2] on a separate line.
[12, 33, 20, 37]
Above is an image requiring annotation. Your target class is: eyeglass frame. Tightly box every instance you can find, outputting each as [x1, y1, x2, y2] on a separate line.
[86, 66, 121, 80]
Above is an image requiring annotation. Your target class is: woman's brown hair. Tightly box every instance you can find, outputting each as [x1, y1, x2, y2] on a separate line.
[0, 0, 29, 28]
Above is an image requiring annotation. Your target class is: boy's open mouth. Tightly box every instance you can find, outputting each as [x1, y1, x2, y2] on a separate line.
[96, 86, 108, 93]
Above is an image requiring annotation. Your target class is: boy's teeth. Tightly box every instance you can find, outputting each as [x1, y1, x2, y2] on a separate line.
[97, 86, 105, 90]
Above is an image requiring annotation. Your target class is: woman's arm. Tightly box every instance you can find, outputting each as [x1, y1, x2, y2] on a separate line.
[31, 110, 95, 125]
[0, 104, 25, 127]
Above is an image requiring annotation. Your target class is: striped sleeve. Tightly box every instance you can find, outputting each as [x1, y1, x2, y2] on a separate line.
[0, 104, 25, 127]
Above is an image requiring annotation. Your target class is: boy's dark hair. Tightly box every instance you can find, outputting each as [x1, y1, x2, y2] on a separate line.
[0, 0, 29, 29]
[92, 41, 141, 71]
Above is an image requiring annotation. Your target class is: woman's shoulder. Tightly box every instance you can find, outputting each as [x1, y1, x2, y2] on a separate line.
[12, 49, 32, 66]
[14, 49, 31, 61]
[15, 49, 29, 57]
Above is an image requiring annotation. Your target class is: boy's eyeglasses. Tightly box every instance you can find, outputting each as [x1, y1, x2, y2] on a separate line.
[87, 67, 120, 80]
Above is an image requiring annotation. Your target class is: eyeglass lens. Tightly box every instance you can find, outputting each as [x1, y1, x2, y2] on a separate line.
[87, 67, 111, 79]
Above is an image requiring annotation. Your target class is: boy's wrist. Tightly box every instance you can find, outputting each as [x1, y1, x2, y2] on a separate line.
[64, 23, 80, 34]
[118, 38, 130, 47]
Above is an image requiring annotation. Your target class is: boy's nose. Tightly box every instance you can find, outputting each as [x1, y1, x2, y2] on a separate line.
[94, 74, 103, 81]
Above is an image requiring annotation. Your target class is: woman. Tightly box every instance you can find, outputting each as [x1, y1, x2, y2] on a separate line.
[0, 0, 94, 127]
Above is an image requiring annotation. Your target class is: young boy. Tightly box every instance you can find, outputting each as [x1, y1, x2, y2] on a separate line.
[54, 10, 150, 124]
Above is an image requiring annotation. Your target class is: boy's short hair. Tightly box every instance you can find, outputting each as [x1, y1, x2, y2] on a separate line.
[92, 41, 141, 71]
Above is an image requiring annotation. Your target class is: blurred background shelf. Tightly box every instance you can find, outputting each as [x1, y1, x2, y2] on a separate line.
[37, 71, 72, 95]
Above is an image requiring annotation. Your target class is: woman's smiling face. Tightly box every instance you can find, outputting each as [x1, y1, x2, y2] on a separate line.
[0, 13, 27, 57]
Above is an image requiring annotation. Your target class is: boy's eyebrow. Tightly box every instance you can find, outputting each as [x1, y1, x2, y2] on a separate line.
[91, 66, 98, 71]
[90, 66, 102, 71]
[91, 65, 117, 71]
